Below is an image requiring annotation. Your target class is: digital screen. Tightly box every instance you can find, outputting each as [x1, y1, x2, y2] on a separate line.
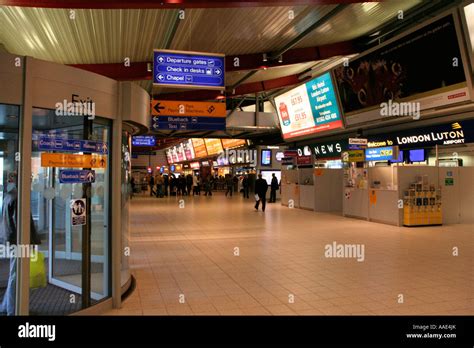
[183, 139, 195, 160]
[260, 170, 281, 186]
[409, 149, 425, 162]
[190, 162, 200, 169]
[275, 72, 343, 140]
[365, 146, 398, 161]
[165, 149, 174, 164]
[390, 150, 404, 163]
[261, 150, 272, 166]
[204, 138, 223, 156]
[221, 139, 246, 149]
[192, 138, 208, 158]
[275, 151, 285, 161]
[132, 136, 156, 146]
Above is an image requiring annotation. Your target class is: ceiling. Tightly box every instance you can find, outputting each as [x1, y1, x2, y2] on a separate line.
[0, 0, 422, 98]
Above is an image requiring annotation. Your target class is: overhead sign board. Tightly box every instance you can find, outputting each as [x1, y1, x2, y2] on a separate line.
[367, 120, 474, 148]
[38, 136, 108, 154]
[59, 170, 96, 184]
[275, 72, 344, 141]
[349, 138, 368, 145]
[365, 146, 399, 161]
[132, 136, 156, 147]
[342, 150, 365, 162]
[41, 153, 107, 168]
[153, 49, 225, 90]
[151, 100, 226, 117]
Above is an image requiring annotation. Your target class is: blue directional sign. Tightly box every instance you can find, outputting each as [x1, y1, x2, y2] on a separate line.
[38, 136, 108, 154]
[132, 136, 156, 147]
[152, 116, 226, 131]
[59, 170, 96, 184]
[153, 50, 225, 90]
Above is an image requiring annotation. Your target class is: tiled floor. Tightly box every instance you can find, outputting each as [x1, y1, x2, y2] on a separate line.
[104, 194, 473, 316]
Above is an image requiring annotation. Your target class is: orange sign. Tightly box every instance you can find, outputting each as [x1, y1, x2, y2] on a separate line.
[41, 153, 107, 168]
[152, 100, 226, 117]
[191, 138, 208, 158]
[204, 138, 223, 155]
[369, 190, 377, 205]
[221, 139, 246, 149]
[314, 168, 324, 177]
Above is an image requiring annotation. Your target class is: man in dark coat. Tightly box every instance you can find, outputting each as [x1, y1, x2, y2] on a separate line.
[254, 173, 268, 212]
[269, 173, 279, 203]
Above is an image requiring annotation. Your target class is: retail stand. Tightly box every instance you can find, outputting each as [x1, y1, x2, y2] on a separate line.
[314, 168, 343, 213]
[281, 168, 300, 208]
[298, 168, 314, 210]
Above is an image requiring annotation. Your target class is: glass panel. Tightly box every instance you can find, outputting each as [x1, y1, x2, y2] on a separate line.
[121, 131, 131, 287]
[0, 104, 20, 316]
[29, 108, 111, 314]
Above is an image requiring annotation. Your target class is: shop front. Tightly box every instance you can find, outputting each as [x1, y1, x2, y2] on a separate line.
[0, 52, 149, 315]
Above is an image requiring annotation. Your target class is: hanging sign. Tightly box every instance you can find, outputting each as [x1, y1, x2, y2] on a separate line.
[59, 170, 95, 184]
[38, 136, 108, 154]
[41, 153, 107, 168]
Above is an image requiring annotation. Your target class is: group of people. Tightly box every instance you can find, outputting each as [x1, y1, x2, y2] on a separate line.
[143, 171, 280, 212]
[147, 173, 217, 197]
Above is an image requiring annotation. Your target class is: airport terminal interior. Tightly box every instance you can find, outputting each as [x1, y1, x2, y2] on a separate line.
[0, 0, 473, 317]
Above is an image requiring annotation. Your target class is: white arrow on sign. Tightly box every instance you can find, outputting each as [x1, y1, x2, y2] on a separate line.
[214, 68, 222, 75]
[86, 171, 95, 182]
[153, 116, 159, 122]
[158, 74, 164, 80]
[158, 56, 164, 63]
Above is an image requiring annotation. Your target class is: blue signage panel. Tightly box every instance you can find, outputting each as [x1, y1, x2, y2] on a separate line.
[38, 136, 108, 154]
[132, 136, 156, 147]
[152, 116, 226, 131]
[153, 50, 225, 90]
[365, 146, 399, 161]
[59, 170, 96, 184]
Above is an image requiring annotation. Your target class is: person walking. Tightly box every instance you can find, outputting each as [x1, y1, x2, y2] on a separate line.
[179, 175, 187, 196]
[186, 174, 193, 197]
[192, 174, 200, 195]
[163, 174, 169, 197]
[254, 173, 268, 212]
[269, 173, 279, 203]
[225, 174, 233, 197]
[242, 174, 249, 199]
[204, 176, 213, 196]
[0, 173, 41, 316]
[156, 173, 164, 198]
[149, 174, 155, 196]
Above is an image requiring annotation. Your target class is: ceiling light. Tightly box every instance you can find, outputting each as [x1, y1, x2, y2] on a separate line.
[262, 53, 268, 62]
[278, 55, 283, 63]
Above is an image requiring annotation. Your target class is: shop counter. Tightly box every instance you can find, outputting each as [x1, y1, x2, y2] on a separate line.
[343, 188, 368, 220]
[299, 185, 315, 210]
[281, 183, 300, 208]
[367, 189, 401, 226]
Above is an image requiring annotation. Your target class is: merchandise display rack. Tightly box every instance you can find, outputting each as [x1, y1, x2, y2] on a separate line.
[403, 174, 442, 226]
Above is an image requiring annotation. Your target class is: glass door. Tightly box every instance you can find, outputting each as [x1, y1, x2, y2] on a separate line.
[30, 108, 111, 314]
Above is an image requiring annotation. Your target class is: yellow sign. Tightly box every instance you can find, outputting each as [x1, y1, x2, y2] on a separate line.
[151, 100, 226, 117]
[342, 150, 365, 162]
[41, 153, 107, 168]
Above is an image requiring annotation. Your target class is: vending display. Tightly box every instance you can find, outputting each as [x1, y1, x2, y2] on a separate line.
[403, 174, 442, 226]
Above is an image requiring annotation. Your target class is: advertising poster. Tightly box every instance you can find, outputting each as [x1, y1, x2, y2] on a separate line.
[204, 138, 223, 155]
[334, 14, 469, 116]
[221, 139, 246, 149]
[183, 139, 195, 160]
[275, 72, 343, 140]
[192, 138, 208, 158]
